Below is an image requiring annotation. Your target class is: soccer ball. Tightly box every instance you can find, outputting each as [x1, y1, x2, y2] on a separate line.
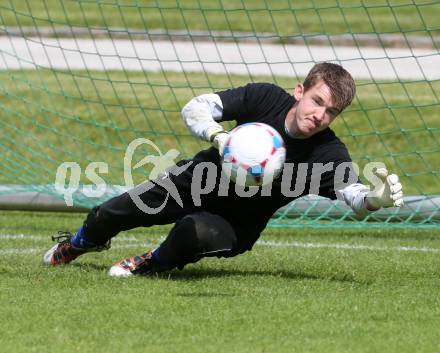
[221, 122, 286, 187]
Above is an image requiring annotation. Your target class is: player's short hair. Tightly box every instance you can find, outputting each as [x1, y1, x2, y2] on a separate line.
[303, 62, 356, 113]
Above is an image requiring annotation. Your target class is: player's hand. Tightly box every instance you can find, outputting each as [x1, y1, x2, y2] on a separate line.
[211, 132, 229, 156]
[366, 168, 404, 209]
[205, 126, 229, 156]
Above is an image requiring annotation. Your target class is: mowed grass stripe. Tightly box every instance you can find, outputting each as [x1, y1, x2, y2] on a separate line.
[2, 1, 438, 37]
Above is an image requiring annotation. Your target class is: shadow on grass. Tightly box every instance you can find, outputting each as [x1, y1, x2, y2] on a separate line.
[176, 291, 236, 298]
[72, 262, 110, 272]
[155, 267, 368, 285]
[68, 262, 369, 285]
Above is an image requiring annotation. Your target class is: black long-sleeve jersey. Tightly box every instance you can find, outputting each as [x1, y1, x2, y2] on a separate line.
[172, 83, 357, 233]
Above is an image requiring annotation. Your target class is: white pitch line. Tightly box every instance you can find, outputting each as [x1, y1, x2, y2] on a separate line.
[0, 243, 157, 256]
[0, 248, 43, 255]
[0, 233, 141, 242]
[1, 233, 440, 255]
[0, 234, 49, 241]
[257, 240, 440, 253]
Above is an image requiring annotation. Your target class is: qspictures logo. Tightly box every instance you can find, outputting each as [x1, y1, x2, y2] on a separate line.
[54, 138, 186, 213]
[54, 138, 389, 213]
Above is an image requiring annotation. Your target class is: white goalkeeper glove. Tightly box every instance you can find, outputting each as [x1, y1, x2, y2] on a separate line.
[205, 126, 229, 156]
[366, 168, 404, 210]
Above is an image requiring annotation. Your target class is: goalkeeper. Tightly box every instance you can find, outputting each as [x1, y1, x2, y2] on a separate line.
[43, 63, 404, 276]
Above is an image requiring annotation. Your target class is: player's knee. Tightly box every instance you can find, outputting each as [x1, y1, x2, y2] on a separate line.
[188, 212, 237, 257]
[159, 212, 238, 268]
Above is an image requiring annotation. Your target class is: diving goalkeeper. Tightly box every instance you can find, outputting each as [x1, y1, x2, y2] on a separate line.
[43, 63, 404, 276]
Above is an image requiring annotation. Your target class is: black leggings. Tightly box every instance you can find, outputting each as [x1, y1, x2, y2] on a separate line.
[81, 182, 261, 269]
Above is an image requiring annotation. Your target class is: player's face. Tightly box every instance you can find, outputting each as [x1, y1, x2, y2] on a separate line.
[286, 80, 340, 138]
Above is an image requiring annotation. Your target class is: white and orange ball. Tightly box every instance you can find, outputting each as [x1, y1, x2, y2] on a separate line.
[222, 123, 286, 187]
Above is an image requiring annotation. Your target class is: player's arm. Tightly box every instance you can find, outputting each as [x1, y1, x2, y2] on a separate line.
[338, 168, 404, 216]
[181, 93, 229, 154]
[181, 83, 282, 154]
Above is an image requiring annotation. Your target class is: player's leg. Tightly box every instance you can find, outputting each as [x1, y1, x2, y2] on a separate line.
[43, 180, 195, 266]
[109, 211, 258, 277]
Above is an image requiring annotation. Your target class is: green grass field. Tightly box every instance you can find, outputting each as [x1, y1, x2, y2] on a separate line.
[1, 210, 440, 353]
[2, 0, 438, 38]
[1, 2, 439, 351]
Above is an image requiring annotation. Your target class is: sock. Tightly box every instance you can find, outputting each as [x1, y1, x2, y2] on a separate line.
[151, 247, 162, 264]
[151, 247, 175, 271]
[71, 227, 99, 249]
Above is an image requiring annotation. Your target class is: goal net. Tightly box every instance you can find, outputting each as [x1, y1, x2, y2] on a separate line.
[1, 1, 439, 227]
